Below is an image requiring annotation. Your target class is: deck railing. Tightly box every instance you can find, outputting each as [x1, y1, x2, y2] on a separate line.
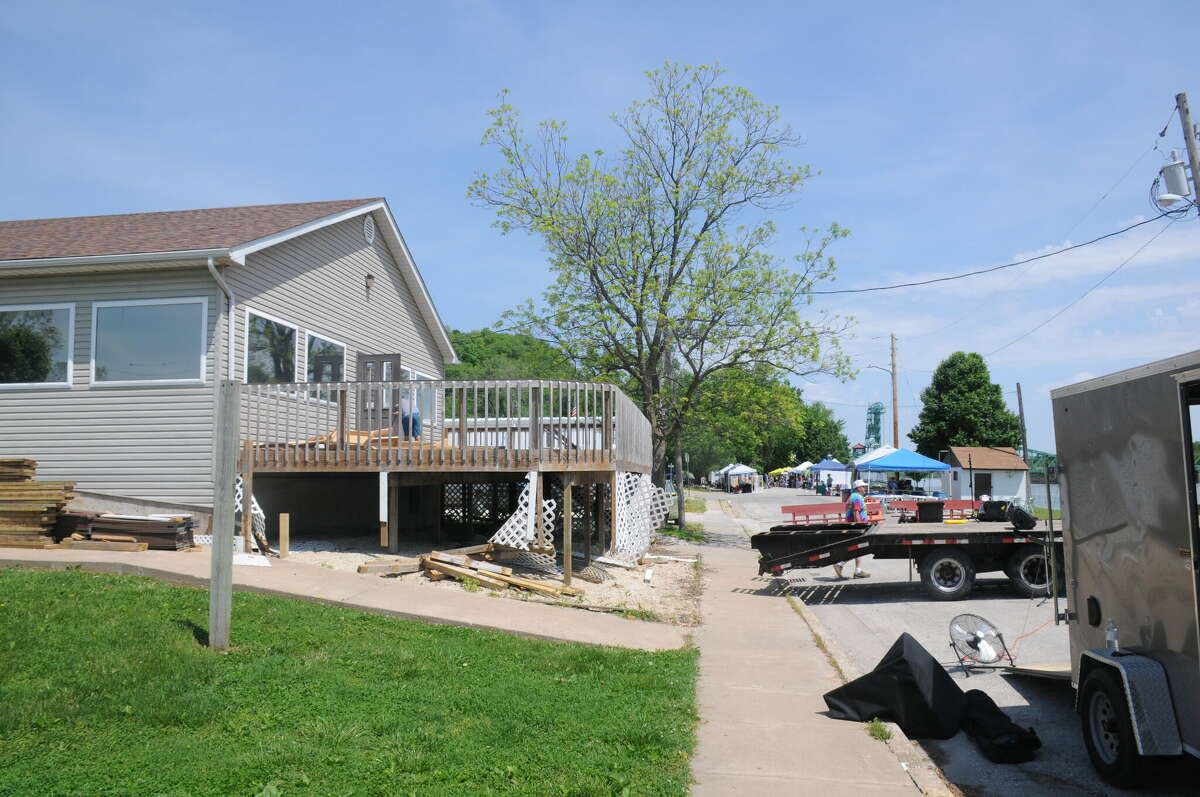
[238, 379, 653, 473]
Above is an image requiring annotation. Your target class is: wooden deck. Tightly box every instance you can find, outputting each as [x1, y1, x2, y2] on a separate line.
[239, 379, 652, 474]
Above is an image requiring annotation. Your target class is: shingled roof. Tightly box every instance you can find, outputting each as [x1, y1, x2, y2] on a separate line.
[945, 446, 1028, 471]
[0, 198, 381, 261]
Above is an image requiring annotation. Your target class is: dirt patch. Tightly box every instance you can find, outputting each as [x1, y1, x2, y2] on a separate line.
[284, 533, 703, 625]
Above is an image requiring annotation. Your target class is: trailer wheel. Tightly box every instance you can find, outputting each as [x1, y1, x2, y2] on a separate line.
[1006, 545, 1051, 598]
[919, 549, 975, 600]
[1080, 667, 1145, 787]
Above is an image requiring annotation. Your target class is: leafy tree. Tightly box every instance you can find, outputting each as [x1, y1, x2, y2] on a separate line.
[909, 352, 1021, 457]
[445, 329, 579, 380]
[470, 62, 851, 482]
[682, 367, 804, 474]
[795, 401, 851, 464]
[680, 367, 851, 476]
[0, 326, 52, 383]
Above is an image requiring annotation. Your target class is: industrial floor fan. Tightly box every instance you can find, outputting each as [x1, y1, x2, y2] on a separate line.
[949, 613, 1013, 676]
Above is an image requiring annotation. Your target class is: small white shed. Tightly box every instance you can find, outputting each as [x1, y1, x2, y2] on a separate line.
[940, 446, 1029, 500]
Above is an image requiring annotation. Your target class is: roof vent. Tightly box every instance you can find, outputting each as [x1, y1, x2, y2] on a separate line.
[363, 214, 376, 245]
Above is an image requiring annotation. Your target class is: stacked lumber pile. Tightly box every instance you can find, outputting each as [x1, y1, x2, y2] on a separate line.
[0, 459, 74, 549]
[89, 514, 195, 551]
[358, 543, 582, 597]
[51, 512, 195, 551]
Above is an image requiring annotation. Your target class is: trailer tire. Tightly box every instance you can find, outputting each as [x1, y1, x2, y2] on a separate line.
[1006, 544, 1052, 598]
[1080, 667, 1146, 787]
[919, 548, 975, 600]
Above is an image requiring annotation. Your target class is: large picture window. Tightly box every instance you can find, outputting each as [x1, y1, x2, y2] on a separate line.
[92, 298, 207, 385]
[245, 311, 297, 384]
[0, 303, 74, 387]
[306, 333, 345, 383]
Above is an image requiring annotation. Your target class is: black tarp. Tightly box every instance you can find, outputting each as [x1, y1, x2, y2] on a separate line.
[823, 633, 966, 739]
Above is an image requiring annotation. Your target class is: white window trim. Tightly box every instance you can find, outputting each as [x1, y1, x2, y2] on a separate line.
[90, 297, 208, 387]
[243, 308, 300, 384]
[304, 331, 348, 384]
[0, 302, 76, 389]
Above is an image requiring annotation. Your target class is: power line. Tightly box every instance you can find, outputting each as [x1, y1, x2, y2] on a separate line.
[901, 140, 1166, 340]
[986, 219, 1177, 356]
[805, 213, 1171, 296]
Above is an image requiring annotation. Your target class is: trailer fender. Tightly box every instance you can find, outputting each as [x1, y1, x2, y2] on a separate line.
[1078, 649, 1182, 756]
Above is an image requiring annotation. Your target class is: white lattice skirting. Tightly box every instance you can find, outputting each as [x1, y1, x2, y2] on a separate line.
[488, 471, 558, 551]
[487, 471, 666, 562]
[611, 472, 669, 563]
[194, 475, 265, 552]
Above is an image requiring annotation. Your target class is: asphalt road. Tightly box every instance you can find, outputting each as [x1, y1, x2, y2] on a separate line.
[719, 487, 1200, 797]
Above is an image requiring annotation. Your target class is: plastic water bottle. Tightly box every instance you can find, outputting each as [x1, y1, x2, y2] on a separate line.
[1106, 618, 1120, 651]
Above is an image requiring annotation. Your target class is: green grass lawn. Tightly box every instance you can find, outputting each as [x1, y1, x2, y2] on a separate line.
[1032, 506, 1061, 520]
[682, 495, 706, 514]
[657, 524, 705, 543]
[0, 568, 697, 796]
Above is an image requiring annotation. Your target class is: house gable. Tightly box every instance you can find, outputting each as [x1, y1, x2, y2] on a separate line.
[230, 211, 447, 379]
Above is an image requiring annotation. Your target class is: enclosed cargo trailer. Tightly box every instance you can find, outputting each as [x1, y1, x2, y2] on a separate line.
[1051, 350, 1200, 786]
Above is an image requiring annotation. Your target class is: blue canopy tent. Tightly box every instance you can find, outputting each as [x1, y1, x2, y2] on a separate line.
[853, 449, 949, 473]
[811, 457, 851, 491]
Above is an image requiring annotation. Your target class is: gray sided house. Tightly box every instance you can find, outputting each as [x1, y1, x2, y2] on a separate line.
[0, 199, 456, 520]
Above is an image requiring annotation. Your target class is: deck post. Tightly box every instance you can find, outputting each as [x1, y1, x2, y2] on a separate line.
[279, 513, 290, 558]
[582, 482, 592, 568]
[606, 470, 618, 555]
[240, 442, 254, 553]
[209, 381, 239, 650]
[337, 389, 348, 465]
[530, 384, 543, 464]
[562, 475, 573, 587]
[534, 471, 546, 549]
[387, 472, 399, 554]
[458, 388, 468, 464]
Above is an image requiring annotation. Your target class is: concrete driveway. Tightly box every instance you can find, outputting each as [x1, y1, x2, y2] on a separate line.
[718, 487, 1200, 797]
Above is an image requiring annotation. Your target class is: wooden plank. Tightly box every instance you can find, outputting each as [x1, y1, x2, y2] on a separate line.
[426, 550, 515, 576]
[90, 533, 139, 543]
[357, 557, 423, 574]
[422, 558, 509, 589]
[468, 558, 513, 576]
[279, 513, 289, 559]
[64, 540, 149, 551]
[0, 540, 57, 548]
[438, 543, 494, 556]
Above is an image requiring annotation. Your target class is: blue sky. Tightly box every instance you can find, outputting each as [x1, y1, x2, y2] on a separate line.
[3, 1, 1199, 451]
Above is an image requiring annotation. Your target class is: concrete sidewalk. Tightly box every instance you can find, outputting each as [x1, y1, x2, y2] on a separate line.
[689, 499, 921, 796]
[0, 548, 687, 651]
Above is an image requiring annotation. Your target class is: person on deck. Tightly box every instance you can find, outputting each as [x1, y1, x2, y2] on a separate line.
[834, 480, 872, 579]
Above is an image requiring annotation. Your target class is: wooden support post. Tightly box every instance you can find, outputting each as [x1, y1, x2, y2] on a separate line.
[582, 482, 592, 568]
[562, 475, 573, 587]
[387, 472, 400, 554]
[435, 483, 444, 545]
[605, 471, 618, 555]
[337, 388, 348, 464]
[240, 442, 254, 552]
[458, 387, 468, 463]
[279, 513, 290, 558]
[530, 385, 543, 463]
[534, 471, 546, 549]
[209, 381, 240, 650]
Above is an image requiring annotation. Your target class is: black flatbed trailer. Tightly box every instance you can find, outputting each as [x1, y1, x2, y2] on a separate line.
[752, 521, 1064, 600]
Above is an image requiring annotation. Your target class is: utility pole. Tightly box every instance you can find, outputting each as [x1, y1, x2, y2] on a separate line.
[890, 334, 900, 449]
[1016, 382, 1033, 507]
[1177, 93, 1200, 215]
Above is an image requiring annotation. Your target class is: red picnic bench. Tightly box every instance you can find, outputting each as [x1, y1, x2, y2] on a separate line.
[781, 501, 884, 524]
